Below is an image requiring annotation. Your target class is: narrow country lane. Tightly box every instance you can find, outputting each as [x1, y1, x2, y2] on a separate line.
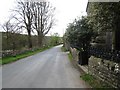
[2, 45, 89, 88]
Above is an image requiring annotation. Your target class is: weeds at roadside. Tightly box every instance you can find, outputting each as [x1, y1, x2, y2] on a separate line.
[61, 46, 72, 61]
[81, 74, 113, 89]
[61, 46, 68, 52]
[68, 53, 72, 61]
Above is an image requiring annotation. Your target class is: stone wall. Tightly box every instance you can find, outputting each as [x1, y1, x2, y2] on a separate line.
[89, 56, 120, 88]
[2, 48, 37, 57]
[69, 47, 120, 88]
[70, 47, 79, 62]
[69, 47, 89, 74]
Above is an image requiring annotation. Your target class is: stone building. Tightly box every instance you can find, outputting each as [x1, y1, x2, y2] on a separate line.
[86, 2, 113, 49]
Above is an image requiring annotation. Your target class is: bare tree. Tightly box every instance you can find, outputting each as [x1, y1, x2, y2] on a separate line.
[13, 0, 55, 47]
[2, 19, 11, 49]
[32, 2, 55, 47]
[2, 17, 21, 50]
[13, 0, 34, 48]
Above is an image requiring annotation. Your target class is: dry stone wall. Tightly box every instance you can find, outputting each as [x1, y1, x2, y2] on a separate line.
[89, 56, 120, 88]
[69, 47, 120, 88]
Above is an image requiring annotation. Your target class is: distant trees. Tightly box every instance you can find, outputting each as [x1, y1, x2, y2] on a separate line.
[1, 18, 21, 50]
[1, 0, 56, 51]
[50, 33, 61, 46]
[13, 0, 55, 48]
[2, 20, 12, 49]
[14, 1, 34, 48]
[32, 2, 55, 47]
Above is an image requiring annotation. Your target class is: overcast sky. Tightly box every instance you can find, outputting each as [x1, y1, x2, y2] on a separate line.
[0, 0, 88, 36]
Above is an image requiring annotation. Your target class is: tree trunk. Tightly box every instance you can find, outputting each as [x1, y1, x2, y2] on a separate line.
[28, 31, 32, 48]
[6, 31, 9, 50]
[37, 31, 43, 47]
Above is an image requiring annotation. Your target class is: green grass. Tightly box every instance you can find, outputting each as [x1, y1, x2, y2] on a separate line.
[68, 53, 72, 61]
[81, 74, 113, 89]
[61, 46, 72, 61]
[1, 46, 53, 65]
[0, 58, 2, 65]
[61, 46, 68, 52]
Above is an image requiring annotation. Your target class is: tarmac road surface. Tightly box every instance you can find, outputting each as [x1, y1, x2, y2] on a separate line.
[2, 45, 90, 88]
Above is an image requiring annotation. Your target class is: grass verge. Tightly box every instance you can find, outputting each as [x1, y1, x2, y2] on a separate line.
[61, 46, 72, 61]
[81, 74, 113, 89]
[61, 46, 68, 52]
[1, 46, 53, 65]
[68, 52, 72, 61]
[0, 58, 1, 65]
